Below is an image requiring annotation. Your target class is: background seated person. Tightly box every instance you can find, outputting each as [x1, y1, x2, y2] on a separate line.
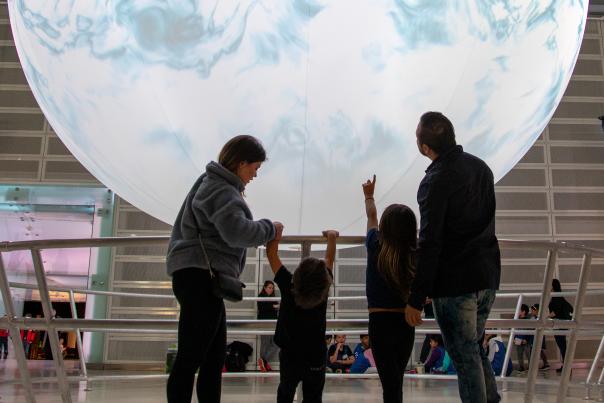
[350, 334, 374, 374]
[328, 334, 355, 373]
[484, 334, 513, 376]
[423, 335, 445, 373]
[432, 350, 456, 375]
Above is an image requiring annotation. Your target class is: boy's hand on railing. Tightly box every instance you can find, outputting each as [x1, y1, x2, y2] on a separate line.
[362, 175, 376, 199]
[322, 230, 339, 239]
[323, 230, 338, 270]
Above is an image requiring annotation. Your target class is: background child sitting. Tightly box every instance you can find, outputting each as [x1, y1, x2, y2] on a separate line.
[328, 334, 355, 373]
[349, 334, 374, 374]
[484, 334, 513, 376]
[423, 335, 445, 373]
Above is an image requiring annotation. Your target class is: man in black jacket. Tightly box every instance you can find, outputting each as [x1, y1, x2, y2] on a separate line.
[405, 112, 501, 403]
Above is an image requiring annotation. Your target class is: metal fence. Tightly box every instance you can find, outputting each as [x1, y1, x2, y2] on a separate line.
[1, 236, 604, 403]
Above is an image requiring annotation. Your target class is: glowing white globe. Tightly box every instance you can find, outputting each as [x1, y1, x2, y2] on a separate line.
[9, 1, 587, 234]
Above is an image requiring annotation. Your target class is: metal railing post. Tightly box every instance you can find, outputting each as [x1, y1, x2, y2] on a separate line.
[301, 241, 312, 258]
[598, 365, 604, 402]
[297, 240, 313, 402]
[557, 253, 592, 403]
[68, 290, 88, 380]
[586, 335, 604, 400]
[0, 253, 36, 403]
[525, 249, 557, 403]
[501, 294, 523, 390]
[30, 248, 73, 403]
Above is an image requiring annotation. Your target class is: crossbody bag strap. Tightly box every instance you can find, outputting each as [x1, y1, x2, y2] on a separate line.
[198, 234, 215, 278]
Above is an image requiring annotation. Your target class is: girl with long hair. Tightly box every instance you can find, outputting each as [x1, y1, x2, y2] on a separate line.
[362, 175, 416, 403]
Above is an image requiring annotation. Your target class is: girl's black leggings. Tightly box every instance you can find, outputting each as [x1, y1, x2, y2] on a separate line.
[369, 312, 415, 403]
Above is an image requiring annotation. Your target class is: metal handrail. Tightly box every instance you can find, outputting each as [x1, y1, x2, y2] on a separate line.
[1, 235, 604, 403]
[8, 280, 604, 301]
[2, 235, 604, 255]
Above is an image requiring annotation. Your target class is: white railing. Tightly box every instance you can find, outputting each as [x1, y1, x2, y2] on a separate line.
[1, 236, 604, 403]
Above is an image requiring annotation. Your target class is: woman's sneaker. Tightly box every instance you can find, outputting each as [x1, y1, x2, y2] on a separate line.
[539, 364, 550, 371]
[257, 358, 267, 372]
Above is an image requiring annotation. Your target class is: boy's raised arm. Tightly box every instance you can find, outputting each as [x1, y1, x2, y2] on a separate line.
[363, 175, 378, 231]
[266, 222, 284, 274]
[322, 230, 339, 270]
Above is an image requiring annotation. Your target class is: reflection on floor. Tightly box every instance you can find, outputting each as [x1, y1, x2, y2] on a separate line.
[0, 358, 600, 402]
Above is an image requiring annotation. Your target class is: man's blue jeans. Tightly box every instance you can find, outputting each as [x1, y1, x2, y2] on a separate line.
[433, 289, 501, 403]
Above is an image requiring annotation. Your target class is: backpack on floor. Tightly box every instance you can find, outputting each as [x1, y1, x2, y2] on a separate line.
[224, 341, 253, 372]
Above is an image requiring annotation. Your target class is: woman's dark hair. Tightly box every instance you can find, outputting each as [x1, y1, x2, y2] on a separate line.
[417, 111, 456, 154]
[218, 135, 266, 173]
[377, 204, 417, 302]
[259, 280, 275, 296]
[552, 278, 562, 293]
[520, 304, 529, 315]
[292, 257, 332, 309]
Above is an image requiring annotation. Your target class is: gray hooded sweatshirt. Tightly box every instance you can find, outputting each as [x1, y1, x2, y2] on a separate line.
[166, 161, 275, 277]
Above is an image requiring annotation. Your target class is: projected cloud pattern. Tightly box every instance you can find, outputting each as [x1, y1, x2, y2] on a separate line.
[9, 0, 587, 234]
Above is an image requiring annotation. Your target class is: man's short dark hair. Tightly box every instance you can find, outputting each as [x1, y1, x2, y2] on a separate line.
[293, 257, 332, 309]
[417, 111, 456, 154]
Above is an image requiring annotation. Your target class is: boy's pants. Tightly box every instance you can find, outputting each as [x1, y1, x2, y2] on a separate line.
[277, 350, 325, 403]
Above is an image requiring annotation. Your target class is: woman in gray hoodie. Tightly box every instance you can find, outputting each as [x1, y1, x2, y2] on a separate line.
[166, 135, 279, 403]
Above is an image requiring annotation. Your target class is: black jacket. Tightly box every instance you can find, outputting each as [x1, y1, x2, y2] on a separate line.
[408, 145, 501, 310]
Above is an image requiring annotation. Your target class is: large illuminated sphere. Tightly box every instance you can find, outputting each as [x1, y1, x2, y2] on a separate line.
[9, 1, 587, 234]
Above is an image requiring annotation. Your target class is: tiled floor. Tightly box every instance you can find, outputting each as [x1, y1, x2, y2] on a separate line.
[0, 358, 601, 402]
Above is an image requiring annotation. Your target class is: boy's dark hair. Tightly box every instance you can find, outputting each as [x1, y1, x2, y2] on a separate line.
[360, 334, 369, 340]
[552, 278, 562, 292]
[429, 334, 444, 346]
[292, 257, 332, 309]
[218, 135, 267, 173]
[417, 111, 456, 154]
[377, 204, 417, 302]
[520, 304, 529, 315]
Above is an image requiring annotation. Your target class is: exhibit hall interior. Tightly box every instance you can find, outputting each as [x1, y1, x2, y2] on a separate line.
[1, 1, 604, 402]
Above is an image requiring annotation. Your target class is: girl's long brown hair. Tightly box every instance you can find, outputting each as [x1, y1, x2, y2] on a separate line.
[377, 204, 417, 301]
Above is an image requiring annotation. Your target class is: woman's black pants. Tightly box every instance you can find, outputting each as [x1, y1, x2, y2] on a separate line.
[369, 312, 415, 403]
[167, 268, 226, 403]
[555, 335, 567, 364]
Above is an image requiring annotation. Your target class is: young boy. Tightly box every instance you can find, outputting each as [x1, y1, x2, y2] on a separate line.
[328, 334, 355, 373]
[266, 228, 338, 403]
[349, 334, 372, 374]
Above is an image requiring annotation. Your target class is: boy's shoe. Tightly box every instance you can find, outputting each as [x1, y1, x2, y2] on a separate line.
[556, 367, 563, 373]
[257, 358, 267, 372]
[517, 367, 526, 373]
[539, 364, 550, 371]
[265, 362, 273, 372]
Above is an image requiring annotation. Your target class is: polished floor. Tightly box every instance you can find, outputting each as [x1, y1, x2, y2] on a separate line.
[0, 358, 601, 402]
